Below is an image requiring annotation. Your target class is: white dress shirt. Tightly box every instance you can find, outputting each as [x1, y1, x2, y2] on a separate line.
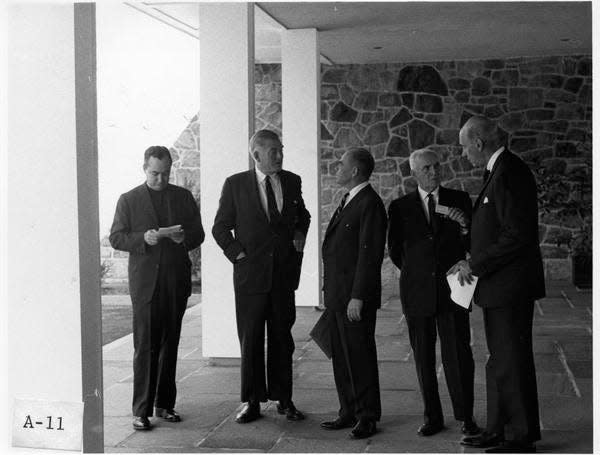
[417, 186, 439, 222]
[344, 181, 370, 207]
[255, 167, 283, 219]
[486, 146, 505, 172]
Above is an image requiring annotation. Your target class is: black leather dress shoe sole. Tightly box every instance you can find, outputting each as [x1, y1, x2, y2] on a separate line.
[485, 442, 536, 453]
[155, 408, 181, 422]
[350, 421, 377, 439]
[320, 418, 357, 430]
[235, 404, 261, 424]
[132, 417, 152, 431]
[461, 433, 505, 448]
[417, 423, 444, 437]
[276, 403, 305, 421]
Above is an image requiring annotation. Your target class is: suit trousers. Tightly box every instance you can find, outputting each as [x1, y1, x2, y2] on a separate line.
[234, 287, 296, 403]
[132, 273, 186, 417]
[329, 308, 381, 422]
[406, 309, 475, 425]
[483, 299, 541, 442]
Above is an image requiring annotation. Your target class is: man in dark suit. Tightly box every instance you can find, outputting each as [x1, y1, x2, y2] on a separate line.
[110, 146, 205, 431]
[387, 147, 480, 437]
[455, 116, 544, 453]
[320, 148, 387, 439]
[212, 129, 310, 424]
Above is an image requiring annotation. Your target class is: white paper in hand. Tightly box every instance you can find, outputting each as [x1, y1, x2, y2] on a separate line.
[446, 272, 478, 309]
[157, 225, 182, 238]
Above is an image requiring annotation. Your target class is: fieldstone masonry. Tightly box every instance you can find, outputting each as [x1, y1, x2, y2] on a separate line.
[263, 57, 592, 281]
[103, 57, 592, 284]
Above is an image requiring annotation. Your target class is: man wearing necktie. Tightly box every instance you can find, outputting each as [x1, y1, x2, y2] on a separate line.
[387, 147, 479, 438]
[212, 129, 311, 424]
[456, 116, 544, 453]
[320, 148, 387, 439]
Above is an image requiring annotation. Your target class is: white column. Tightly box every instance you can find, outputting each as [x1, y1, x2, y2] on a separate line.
[281, 29, 321, 307]
[199, 3, 254, 358]
[7, 3, 83, 402]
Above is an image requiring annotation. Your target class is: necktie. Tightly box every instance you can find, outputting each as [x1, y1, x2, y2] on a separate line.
[265, 175, 280, 223]
[427, 193, 437, 230]
[332, 192, 349, 222]
[483, 169, 491, 182]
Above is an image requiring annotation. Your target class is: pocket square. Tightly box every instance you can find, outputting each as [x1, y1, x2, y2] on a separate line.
[483, 196, 489, 204]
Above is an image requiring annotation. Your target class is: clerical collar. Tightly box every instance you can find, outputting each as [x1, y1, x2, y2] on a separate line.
[486, 146, 505, 172]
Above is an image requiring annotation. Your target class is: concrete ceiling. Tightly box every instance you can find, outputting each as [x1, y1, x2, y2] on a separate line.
[138, 2, 592, 64]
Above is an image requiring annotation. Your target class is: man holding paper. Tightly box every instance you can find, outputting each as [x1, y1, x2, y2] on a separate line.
[457, 116, 544, 453]
[387, 147, 479, 437]
[110, 145, 205, 430]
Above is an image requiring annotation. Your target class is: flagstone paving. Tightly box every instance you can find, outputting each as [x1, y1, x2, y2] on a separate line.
[104, 261, 593, 453]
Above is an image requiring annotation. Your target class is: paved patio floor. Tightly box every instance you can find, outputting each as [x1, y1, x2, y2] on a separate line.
[102, 262, 593, 453]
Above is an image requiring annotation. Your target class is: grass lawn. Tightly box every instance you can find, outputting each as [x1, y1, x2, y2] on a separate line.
[102, 305, 133, 345]
[101, 292, 201, 346]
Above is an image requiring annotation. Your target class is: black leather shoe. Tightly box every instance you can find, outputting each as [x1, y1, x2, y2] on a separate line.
[235, 402, 261, 424]
[132, 416, 151, 431]
[276, 401, 305, 421]
[417, 422, 444, 436]
[320, 417, 357, 430]
[461, 417, 482, 435]
[350, 419, 377, 439]
[485, 441, 536, 453]
[461, 432, 505, 448]
[155, 408, 181, 422]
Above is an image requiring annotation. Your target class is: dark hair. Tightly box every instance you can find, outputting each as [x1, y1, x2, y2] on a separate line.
[143, 146, 172, 167]
[249, 129, 281, 151]
[348, 147, 375, 179]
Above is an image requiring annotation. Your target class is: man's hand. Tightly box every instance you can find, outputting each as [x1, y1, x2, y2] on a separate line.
[144, 229, 159, 246]
[293, 231, 306, 253]
[447, 259, 474, 286]
[347, 298, 364, 322]
[171, 230, 185, 244]
[235, 251, 247, 262]
[446, 207, 468, 229]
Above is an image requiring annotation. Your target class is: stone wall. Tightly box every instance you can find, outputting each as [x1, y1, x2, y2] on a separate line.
[102, 57, 592, 285]
[259, 56, 592, 281]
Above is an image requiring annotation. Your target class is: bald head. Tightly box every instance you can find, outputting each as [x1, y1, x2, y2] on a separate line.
[459, 115, 502, 167]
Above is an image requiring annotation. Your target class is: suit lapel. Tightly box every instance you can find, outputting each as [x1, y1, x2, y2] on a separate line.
[474, 151, 507, 210]
[279, 170, 289, 215]
[325, 184, 369, 237]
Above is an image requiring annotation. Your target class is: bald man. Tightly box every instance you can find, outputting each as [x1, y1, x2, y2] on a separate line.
[455, 116, 544, 453]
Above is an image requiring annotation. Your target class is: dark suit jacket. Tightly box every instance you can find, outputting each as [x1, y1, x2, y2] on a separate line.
[388, 186, 473, 318]
[109, 183, 204, 305]
[212, 169, 310, 295]
[471, 150, 545, 308]
[322, 184, 387, 312]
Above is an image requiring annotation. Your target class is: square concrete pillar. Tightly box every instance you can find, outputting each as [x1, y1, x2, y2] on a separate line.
[199, 3, 254, 358]
[281, 29, 321, 307]
[6, 3, 103, 451]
